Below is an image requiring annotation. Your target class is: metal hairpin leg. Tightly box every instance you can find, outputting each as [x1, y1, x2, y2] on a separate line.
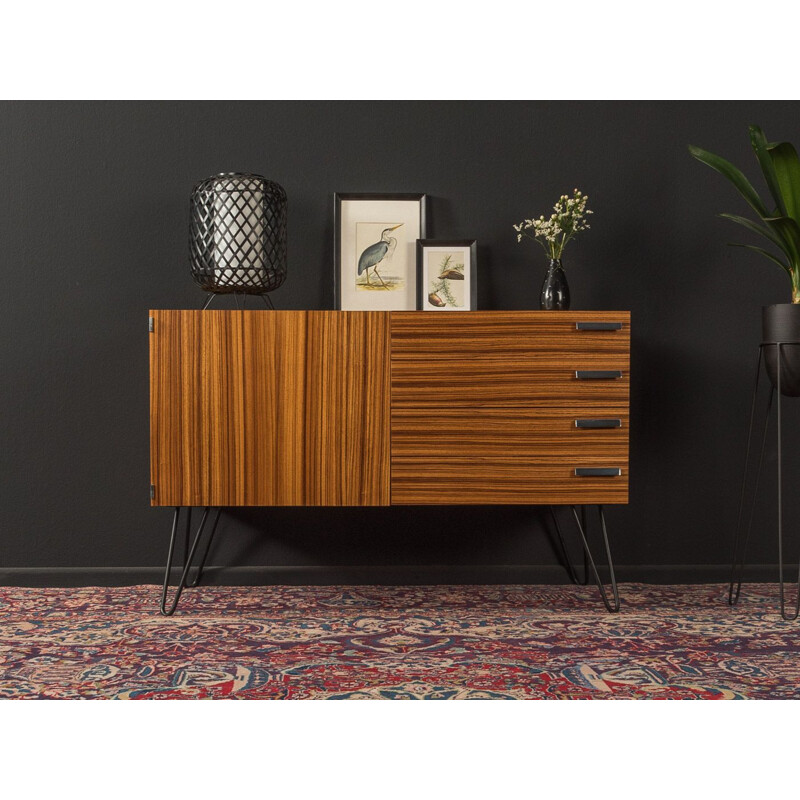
[581, 505, 590, 585]
[160, 506, 215, 616]
[185, 508, 222, 588]
[548, 506, 583, 585]
[549, 505, 620, 611]
[570, 505, 620, 612]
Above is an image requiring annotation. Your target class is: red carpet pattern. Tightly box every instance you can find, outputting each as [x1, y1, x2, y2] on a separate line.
[1, 584, 799, 699]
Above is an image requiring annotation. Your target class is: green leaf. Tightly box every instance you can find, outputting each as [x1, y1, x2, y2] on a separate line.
[729, 243, 792, 275]
[764, 215, 800, 268]
[749, 125, 786, 217]
[720, 213, 788, 254]
[767, 141, 800, 226]
[688, 144, 768, 217]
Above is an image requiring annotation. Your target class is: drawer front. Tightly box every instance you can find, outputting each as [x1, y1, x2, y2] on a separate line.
[391, 310, 629, 358]
[391, 363, 629, 408]
[391, 407, 629, 505]
[391, 311, 630, 408]
[392, 461, 629, 505]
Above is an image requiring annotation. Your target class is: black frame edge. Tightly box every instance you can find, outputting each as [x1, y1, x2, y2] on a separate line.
[333, 193, 427, 311]
[415, 238, 478, 311]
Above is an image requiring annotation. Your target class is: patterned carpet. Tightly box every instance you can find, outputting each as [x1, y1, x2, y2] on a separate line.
[1, 583, 798, 699]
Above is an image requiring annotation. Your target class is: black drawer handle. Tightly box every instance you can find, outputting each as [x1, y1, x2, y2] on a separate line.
[575, 419, 622, 429]
[574, 468, 622, 477]
[576, 322, 622, 331]
[575, 370, 623, 380]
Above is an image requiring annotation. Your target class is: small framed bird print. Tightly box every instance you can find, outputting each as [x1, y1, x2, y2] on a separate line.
[416, 239, 477, 311]
[334, 193, 427, 310]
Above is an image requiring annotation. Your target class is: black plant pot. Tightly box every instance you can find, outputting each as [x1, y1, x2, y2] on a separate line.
[763, 304, 800, 396]
[540, 259, 570, 310]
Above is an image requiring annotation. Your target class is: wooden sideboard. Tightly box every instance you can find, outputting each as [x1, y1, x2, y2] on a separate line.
[149, 310, 630, 508]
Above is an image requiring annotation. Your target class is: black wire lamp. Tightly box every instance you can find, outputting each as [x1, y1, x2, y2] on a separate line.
[190, 173, 287, 309]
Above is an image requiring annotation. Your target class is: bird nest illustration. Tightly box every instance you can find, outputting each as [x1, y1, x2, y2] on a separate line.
[427, 253, 465, 308]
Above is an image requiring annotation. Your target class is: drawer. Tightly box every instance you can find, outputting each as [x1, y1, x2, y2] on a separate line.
[391, 460, 628, 505]
[390, 311, 629, 408]
[390, 407, 629, 505]
[391, 362, 629, 408]
[392, 407, 629, 458]
[391, 311, 630, 359]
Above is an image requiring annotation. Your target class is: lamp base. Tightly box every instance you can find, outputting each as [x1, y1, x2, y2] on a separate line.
[201, 292, 274, 310]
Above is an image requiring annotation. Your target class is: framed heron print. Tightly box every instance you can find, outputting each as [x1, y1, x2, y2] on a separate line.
[416, 239, 477, 311]
[334, 193, 427, 310]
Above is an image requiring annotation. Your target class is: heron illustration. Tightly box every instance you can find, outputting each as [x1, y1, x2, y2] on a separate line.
[357, 223, 403, 288]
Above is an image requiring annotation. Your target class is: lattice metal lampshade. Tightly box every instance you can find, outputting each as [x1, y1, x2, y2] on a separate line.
[190, 173, 287, 295]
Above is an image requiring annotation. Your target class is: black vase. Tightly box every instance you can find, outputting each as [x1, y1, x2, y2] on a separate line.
[763, 304, 800, 396]
[540, 259, 570, 310]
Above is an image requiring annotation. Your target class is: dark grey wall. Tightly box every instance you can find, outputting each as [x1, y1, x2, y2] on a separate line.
[2, 101, 799, 583]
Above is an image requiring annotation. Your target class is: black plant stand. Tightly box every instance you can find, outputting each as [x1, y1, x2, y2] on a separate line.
[729, 342, 800, 621]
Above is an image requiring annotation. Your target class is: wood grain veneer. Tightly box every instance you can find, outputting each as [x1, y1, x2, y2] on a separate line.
[391, 407, 629, 505]
[150, 310, 390, 506]
[390, 311, 630, 408]
[389, 311, 630, 504]
[391, 311, 630, 357]
[150, 309, 630, 507]
[391, 462, 628, 505]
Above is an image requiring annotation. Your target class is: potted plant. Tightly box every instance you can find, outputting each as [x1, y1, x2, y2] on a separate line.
[689, 125, 800, 395]
[514, 189, 592, 310]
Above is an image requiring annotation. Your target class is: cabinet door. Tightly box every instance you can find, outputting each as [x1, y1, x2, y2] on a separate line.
[150, 310, 390, 506]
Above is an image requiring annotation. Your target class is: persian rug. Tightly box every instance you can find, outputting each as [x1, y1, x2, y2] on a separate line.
[1, 583, 798, 699]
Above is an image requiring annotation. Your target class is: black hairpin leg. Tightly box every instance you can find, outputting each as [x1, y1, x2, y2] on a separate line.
[729, 346, 772, 605]
[775, 344, 800, 621]
[570, 505, 620, 613]
[160, 506, 215, 616]
[185, 508, 222, 588]
[581, 505, 590, 585]
[260, 293, 275, 309]
[182, 505, 191, 564]
[548, 506, 583, 585]
[549, 504, 620, 611]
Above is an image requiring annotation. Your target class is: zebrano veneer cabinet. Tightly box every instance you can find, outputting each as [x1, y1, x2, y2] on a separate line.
[149, 310, 630, 613]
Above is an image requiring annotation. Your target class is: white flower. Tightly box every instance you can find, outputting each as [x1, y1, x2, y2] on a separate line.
[514, 188, 593, 258]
